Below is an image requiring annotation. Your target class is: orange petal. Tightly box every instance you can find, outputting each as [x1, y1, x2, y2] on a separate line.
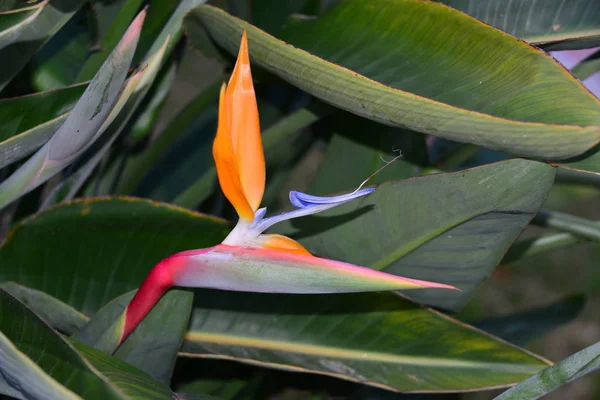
[259, 234, 313, 256]
[225, 30, 265, 212]
[213, 83, 254, 221]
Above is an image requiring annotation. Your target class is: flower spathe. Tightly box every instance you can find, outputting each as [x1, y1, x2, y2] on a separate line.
[107, 30, 458, 353]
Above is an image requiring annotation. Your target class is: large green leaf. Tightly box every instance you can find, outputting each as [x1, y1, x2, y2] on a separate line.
[0, 288, 174, 399]
[181, 290, 550, 392]
[438, 0, 600, 50]
[185, 1, 600, 160]
[0, 281, 88, 335]
[0, 197, 549, 392]
[0, 9, 144, 210]
[0, 197, 230, 315]
[276, 159, 555, 310]
[0, 82, 86, 168]
[0, 0, 87, 91]
[494, 341, 600, 399]
[71, 341, 175, 399]
[74, 289, 193, 384]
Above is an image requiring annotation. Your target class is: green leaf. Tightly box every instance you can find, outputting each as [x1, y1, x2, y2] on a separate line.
[0, 9, 145, 210]
[185, 1, 600, 160]
[0, 281, 88, 335]
[39, 68, 153, 208]
[0, 82, 86, 168]
[494, 341, 600, 399]
[0, 288, 174, 399]
[70, 340, 176, 399]
[0, 197, 230, 315]
[0, 197, 549, 392]
[472, 295, 586, 346]
[275, 159, 556, 311]
[74, 289, 193, 384]
[41, 36, 173, 207]
[181, 290, 550, 392]
[0, 0, 87, 91]
[438, 0, 600, 50]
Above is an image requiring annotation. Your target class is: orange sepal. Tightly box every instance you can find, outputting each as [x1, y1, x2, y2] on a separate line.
[213, 83, 254, 221]
[259, 234, 313, 256]
[225, 30, 265, 212]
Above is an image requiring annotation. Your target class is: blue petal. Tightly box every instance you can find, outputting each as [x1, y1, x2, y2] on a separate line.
[289, 188, 375, 208]
[255, 187, 375, 233]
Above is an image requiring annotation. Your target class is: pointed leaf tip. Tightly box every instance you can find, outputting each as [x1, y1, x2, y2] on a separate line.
[122, 7, 147, 47]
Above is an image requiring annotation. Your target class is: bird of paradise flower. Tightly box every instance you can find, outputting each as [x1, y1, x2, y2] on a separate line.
[103, 30, 457, 353]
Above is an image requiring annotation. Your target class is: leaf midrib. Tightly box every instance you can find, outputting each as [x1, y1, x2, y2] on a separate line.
[184, 331, 544, 373]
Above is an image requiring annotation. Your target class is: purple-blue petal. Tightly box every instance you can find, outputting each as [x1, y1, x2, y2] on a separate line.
[255, 187, 375, 232]
[289, 188, 375, 208]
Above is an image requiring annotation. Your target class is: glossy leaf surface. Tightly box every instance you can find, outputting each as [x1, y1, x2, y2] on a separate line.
[0, 197, 230, 315]
[0, 197, 549, 392]
[186, 1, 600, 160]
[74, 289, 193, 384]
[181, 290, 549, 392]
[0, 289, 174, 399]
[0, 281, 88, 335]
[277, 159, 556, 310]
